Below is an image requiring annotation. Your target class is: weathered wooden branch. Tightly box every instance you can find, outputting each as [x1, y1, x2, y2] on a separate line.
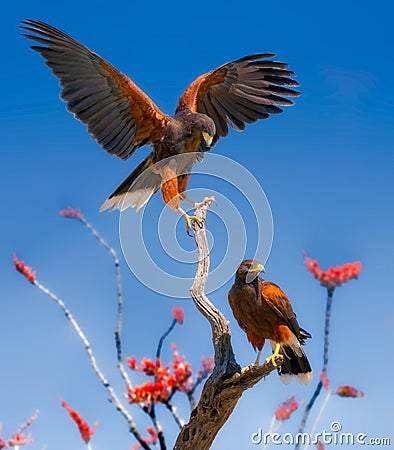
[173, 200, 282, 450]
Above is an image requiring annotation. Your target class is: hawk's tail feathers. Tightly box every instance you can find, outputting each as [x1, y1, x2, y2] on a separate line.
[100, 154, 161, 212]
[270, 338, 312, 386]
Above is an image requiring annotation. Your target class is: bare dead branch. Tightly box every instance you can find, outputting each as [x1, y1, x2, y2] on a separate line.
[173, 200, 281, 450]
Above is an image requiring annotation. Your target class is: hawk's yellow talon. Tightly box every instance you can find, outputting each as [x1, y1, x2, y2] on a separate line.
[178, 207, 202, 235]
[186, 215, 202, 231]
[265, 343, 283, 367]
[241, 365, 253, 374]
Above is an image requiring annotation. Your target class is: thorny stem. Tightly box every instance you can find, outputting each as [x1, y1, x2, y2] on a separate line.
[163, 400, 183, 429]
[186, 391, 196, 410]
[32, 279, 151, 450]
[188, 373, 205, 397]
[263, 415, 277, 449]
[185, 372, 207, 410]
[73, 215, 169, 446]
[156, 318, 177, 361]
[304, 389, 332, 450]
[149, 406, 166, 450]
[80, 217, 133, 391]
[322, 288, 334, 373]
[153, 316, 184, 431]
[296, 287, 334, 449]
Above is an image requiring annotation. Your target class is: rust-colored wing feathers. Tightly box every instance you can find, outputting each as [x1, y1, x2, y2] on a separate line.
[98, 60, 167, 144]
[21, 20, 167, 160]
[259, 280, 302, 339]
[177, 53, 300, 146]
[177, 68, 227, 113]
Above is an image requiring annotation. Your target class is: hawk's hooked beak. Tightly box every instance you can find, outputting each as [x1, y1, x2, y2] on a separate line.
[246, 262, 265, 283]
[202, 131, 213, 148]
[251, 263, 265, 274]
[246, 263, 265, 283]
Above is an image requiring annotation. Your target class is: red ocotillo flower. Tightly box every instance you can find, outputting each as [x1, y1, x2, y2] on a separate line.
[8, 432, 33, 447]
[60, 207, 84, 220]
[131, 426, 158, 450]
[0, 424, 7, 449]
[127, 356, 137, 371]
[126, 380, 170, 406]
[126, 344, 192, 407]
[17, 411, 39, 434]
[196, 356, 215, 383]
[304, 253, 361, 289]
[9, 410, 39, 446]
[0, 411, 38, 448]
[320, 372, 331, 391]
[61, 400, 97, 443]
[170, 344, 193, 392]
[336, 385, 365, 398]
[13, 254, 36, 283]
[274, 395, 299, 421]
[171, 306, 184, 324]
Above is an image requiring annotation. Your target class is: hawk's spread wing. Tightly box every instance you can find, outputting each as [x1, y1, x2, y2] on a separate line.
[177, 54, 300, 146]
[21, 20, 168, 160]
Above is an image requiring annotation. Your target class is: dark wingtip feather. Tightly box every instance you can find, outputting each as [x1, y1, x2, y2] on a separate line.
[300, 328, 312, 339]
[265, 75, 300, 87]
[19, 19, 44, 31]
[235, 53, 276, 64]
[299, 327, 312, 344]
[19, 19, 31, 28]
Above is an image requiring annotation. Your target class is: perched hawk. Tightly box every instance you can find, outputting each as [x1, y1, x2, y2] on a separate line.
[21, 20, 300, 232]
[228, 260, 312, 385]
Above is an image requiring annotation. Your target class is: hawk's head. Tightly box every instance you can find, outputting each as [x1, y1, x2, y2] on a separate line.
[235, 259, 265, 284]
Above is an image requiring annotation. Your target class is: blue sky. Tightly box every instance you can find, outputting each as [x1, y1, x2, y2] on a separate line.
[1, 0, 393, 448]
